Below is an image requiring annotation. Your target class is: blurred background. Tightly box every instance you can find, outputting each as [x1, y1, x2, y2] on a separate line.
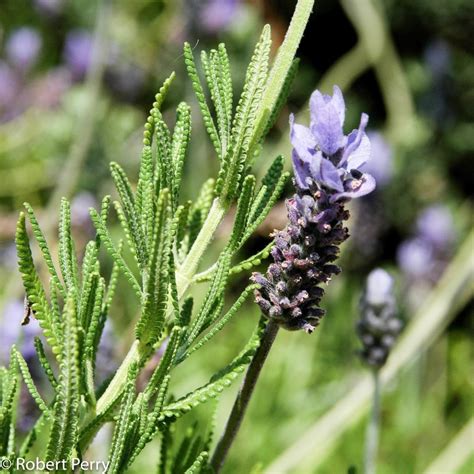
[0, 0, 472, 472]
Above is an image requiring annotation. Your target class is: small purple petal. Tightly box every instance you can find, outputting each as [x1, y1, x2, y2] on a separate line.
[341, 113, 369, 166]
[330, 173, 376, 202]
[346, 132, 371, 171]
[289, 114, 317, 163]
[330, 85, 345, 124]
[310, 85, 345, 125]
[310, 86, 345, 156]
[320, 158, 344, 192]
[308, 150, 323, 183]
[291, 150, 311, 189]
[315, 208, 336, 225]
[312, 106, 345, 155]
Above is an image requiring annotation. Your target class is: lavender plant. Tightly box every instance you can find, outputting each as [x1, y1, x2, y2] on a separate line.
[211, 85, 377, 470]
[356, 268, 401, 474]
[0, 1, 315, 472]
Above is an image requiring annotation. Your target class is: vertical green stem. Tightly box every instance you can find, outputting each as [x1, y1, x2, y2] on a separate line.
[365, 369, 381, 474]
[211, 319, 280, 472]
[95, 340, 140, 415]
[175, 198, 226, 298]
[251, 0, 315, 147]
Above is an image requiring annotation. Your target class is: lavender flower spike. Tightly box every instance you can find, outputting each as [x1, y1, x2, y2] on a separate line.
[253, 86, 376, 333]
[356, 269, 401, 367]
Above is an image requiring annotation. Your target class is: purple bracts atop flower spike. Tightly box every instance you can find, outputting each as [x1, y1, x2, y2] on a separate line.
[253, 86, 376, 333]
[290, 85, 375, 201]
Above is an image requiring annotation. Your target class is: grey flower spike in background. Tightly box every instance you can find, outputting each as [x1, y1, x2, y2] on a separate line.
[253, 85, 376, 334]
[357, 268, 401, 474]
[357, 268, 401, 367]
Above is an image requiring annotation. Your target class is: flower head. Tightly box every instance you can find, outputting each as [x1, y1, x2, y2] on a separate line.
[290, 85, 375, 201]
[253, 86, 376, 333]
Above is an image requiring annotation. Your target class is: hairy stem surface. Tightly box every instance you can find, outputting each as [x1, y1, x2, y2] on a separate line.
[252, 0, 315, 148]
[211, 319, 280, 472]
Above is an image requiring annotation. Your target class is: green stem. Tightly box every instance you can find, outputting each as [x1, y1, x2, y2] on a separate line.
[251, 0, 315, 147]
[211, 319, 280, 472]
[364, 369, 381, 474]
[95, 198, 226, 417]
[95, 340, 141, 415]
[175, 198, 226, 298]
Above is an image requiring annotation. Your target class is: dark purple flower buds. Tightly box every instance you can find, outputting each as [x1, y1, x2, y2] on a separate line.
[253, 86, 377, 333]
[356, 269, 402, 367]
[252, 179, 349, 334]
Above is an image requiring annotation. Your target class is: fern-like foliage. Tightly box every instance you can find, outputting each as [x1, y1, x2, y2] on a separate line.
[46, 293, 80, 462]
[5, 21, 303, 473]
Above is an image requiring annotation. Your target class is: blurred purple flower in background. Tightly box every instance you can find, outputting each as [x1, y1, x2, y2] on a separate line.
[63, 30, 93, 80]
[397, 237, 435, 280]
[0, 61, 18, 109]
[0, 243, 18, 270]
[6, 27, 42, 72]
[416, 204, 455, 249]
[397, 204, 456, 306]
[199, 0, 240, 34]
[363, 132, 393, 187]
[0, 299, 40, 365]
[71, 191, 97, 238]
[71, 191, 96, 227]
